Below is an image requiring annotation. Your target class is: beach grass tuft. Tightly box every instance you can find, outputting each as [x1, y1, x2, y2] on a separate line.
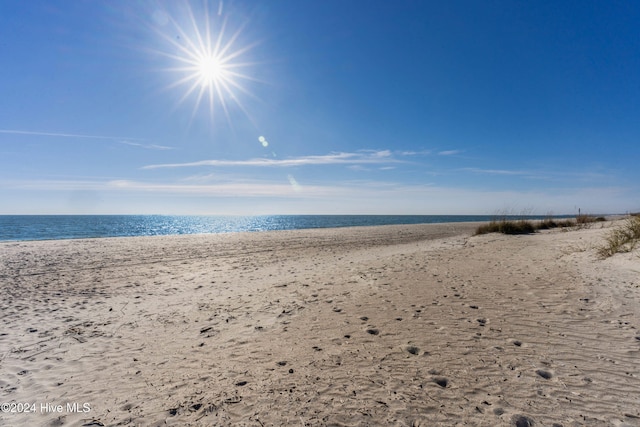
[597, 215, 640, 258]
[574, 213, 604, 228]
[475, 218, 536, 235]
[536, 217, 576, 230]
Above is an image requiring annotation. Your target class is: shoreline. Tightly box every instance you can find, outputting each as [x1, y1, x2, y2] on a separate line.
[1, 220, 639, 426]
[0, 214, 593, 243]
[0, 220, 484, 245]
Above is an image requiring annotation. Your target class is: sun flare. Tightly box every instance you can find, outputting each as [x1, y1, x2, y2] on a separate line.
[154, 2, 261, 126]
[198, 55, 224, 86]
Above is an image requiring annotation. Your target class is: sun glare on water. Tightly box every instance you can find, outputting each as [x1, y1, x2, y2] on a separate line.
[154, 1, 261, 126]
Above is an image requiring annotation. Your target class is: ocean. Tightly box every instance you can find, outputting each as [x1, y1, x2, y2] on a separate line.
[0, 215, 567, 242]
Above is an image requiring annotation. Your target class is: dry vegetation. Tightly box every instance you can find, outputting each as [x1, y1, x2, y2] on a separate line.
[474, 214, 605, 236]
[475, 218, 537, 235]
[476, 211, 640, 259]
[597, 214, 640, 258]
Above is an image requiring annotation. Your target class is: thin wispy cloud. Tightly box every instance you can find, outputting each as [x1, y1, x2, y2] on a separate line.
[120, 141, 175, 150]
[462, 167, 613, 183]
[359, 149, 392, 158]
[462, 167, 528, 175]
[525, 170, 614, 182]
[347, 165, 370, 172]
[438, 150, 463, 156]
[106, 180, 327, 196]
[2, 178, 336, 197]
[4, 177, 635, 214]
[399, 150, 432, 156]
[3, 179, 102, 191]
[0, 129, 174, 150]
[141, 150, 404, 170]
[0, 129, 146, 141]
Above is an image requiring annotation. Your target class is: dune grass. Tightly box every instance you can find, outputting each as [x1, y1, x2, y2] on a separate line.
[475, 210, 639, 258]
[536, 217, 577, 230]
[474, 213, 603, 236]
[475, 218, 536, 235]
[575, 214, 606, 228]
[597, 215, 640, 258]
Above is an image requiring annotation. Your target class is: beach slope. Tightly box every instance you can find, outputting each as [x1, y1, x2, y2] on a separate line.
[1, 222, 639, 426]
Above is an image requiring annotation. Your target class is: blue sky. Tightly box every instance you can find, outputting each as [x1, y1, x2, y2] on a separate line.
[1, 0, 638, 215]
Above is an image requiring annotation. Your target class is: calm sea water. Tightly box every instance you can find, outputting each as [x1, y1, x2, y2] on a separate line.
[0, 215, 564, 242]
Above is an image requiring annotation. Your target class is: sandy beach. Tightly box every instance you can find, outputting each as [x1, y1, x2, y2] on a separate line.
[1, 221, 639, 427]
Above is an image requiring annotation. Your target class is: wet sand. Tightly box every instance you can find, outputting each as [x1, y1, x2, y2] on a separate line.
[1, 221, 639, 426]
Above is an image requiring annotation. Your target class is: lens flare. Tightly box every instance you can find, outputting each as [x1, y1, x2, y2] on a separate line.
[287, 174, 302, 192]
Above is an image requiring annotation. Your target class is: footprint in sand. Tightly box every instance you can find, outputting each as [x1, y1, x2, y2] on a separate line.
[404, 345, 420, 355]
[511, 414, 535, 427]
[433, 377, 448, 388]
[535, 369, 553, 380]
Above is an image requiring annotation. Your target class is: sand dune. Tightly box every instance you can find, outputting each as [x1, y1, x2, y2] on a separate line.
[1, 221, 639, 426]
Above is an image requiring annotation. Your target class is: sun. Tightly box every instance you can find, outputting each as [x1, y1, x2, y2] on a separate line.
[153, 2, 261, 126]
[198, 54, 224, 86]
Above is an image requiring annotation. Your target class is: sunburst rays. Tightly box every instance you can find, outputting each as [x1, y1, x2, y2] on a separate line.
[153, 1, 262, 128]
